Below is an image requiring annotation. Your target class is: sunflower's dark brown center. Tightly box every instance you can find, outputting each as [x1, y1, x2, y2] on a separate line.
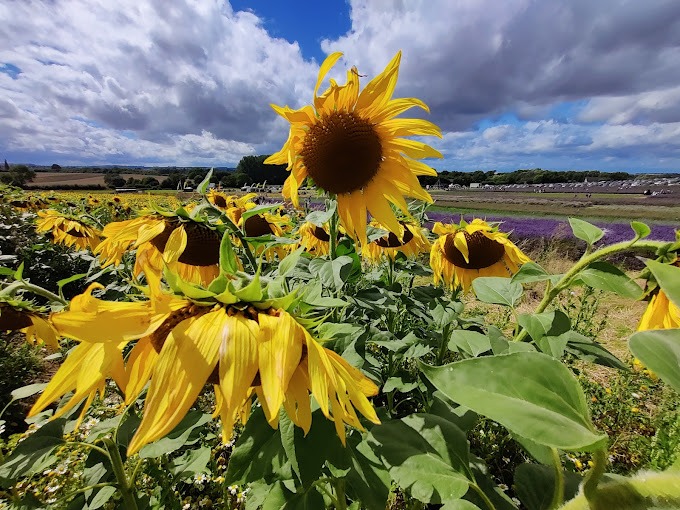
[311, 226, 330, 241]
[375, 225, 414, 248]
[212, 195, 228, 208]
[150, 305, 204, 353]
[150, 220, 220, 267]
[301, 111, 382, 194]
[10, 200, 29, 208]
[0, 306, 33, 331]
[443, 231, 506, 269]
[244, 215, 273, 237]
[65, 226, 88, 237]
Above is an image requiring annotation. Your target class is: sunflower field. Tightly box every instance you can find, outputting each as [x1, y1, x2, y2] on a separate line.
[1, 52, 680, 510]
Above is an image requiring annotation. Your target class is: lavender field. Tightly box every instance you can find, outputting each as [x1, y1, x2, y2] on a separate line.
[426, 210, 678, 244]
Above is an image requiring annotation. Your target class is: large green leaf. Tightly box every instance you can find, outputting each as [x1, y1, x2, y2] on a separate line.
[517, 310, 571, 343]
[563, 331, 627, 370]
[576, 261, 642, 299]
[629, 329, 680, 393]
[309, 256, 354, 292]
[0, 418, 66, 485]
[568, 218, 603, 245]
[512, 262, 560, 285]
[138, 411, 211, 458]
[368, 414, 472, 505]
[515, 464, 582, 510]
[472, 277, 523, 308]
[448, 330, 492, 357]
[168, 446, 211, 480]
[421, 352, 607, 452]
[646, 260, 680, 308]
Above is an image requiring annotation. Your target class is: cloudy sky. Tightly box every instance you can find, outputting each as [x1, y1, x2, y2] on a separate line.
[2, 0, 680, 172]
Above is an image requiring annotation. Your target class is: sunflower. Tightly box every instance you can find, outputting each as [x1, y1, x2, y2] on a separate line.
[265, 51, 442, 245]
[43, 257, 379, 454]
[297, 221, 333, 256]
[95, 211, 222, 286]
[430, 219, 531, 293]
[36, 209, 101, 251]
[362, 220, 430, 263]
[238, 210, 293, 262]
[207, 190, 258, 220]
[0, 301, 59, 349]
[638, 290, 680, 330]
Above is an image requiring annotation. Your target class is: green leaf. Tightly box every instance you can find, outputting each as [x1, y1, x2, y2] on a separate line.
[568, 218, 603, 245]
[309, 256, 354, 292]
[57, 272, 87, 292]
[511, 262, 552, 284]
[10, 383, 47, 400]
[0, 418, 66, 485]
[138, 411, 211, 458]
[429, 392, 478, 433]
[577, 261, 642, 299]
[368, 414, 472, 505]
[646, 260, 680, 308]
[168, 446, 211, 479]
[441, 500, 482, 509]
[14, 261, 24, 280]
[219, 229, 239, 274]
[512, 434, 554, 465]
[517, 310, 571, 343]
[515, 463, 582, 510]
[88, 486, 117, 510]
[226, 407, 292, 485]
[629, 329, 680, 393]
[421, 352, 607, 452]
[448, 331, 492, 357]
[472, 277, 523, 308]
[305, 201, 336, 226]
[383, 377, 419, 393]
[279, 246, 305, 277]
[563, 331, 627, 370]
[197, 168, 213, 195]
[631, 221, 651, 239]
[536, 334, 569, 359]
[241, 203, 284, 223]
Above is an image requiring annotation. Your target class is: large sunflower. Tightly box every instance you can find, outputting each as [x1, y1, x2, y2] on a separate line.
[638, 290, 680, 330]
[265, 51, 442, 245]
[36, 209, 101, 251]
[362, 219, 430, 263]
[430, 219, 531, 293]
[41, 258, 379, 454]
[95, 211, 221, 286]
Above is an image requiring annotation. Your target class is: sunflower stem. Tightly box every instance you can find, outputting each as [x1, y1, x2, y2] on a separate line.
[102, 437, 139, 510]
[549, 448, 565, 509]
[205, 201, 258, 271]
[513, 239, 667, 342]
[3, 279, 68, 306]
[583, 448, 608, 504]
[329, 200, 339, 261]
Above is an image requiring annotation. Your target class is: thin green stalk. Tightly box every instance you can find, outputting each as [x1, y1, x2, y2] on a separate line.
[2, 280, 68, 305]
[436, 324, 451, 365]
[333, 478, 347, 510]
[549, 448, 564, 509]
[470, 482, 496, 510]
[329, 205, 339, 261]
[583, 449, 607, 504]
[68, 441, 111, 458]
[53, 482, 115, 506]
[102, 437, 138, 510]
[514, 239, 666, 342]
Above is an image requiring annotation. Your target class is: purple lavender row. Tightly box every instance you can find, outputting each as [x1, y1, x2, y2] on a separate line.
[425, 211, 677, 243]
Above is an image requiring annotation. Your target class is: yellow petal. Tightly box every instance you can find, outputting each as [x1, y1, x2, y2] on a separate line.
[356, 51, 401, 114]
[257, 312, 303, 425]
[128, 311, 222, 455]
[218, 314, 259, 412]
[124, 336, 158, 405]
[314, 52, 344, 107]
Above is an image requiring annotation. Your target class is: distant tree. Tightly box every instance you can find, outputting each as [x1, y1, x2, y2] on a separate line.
[0, 164, 36, 187]
[237, 155, 288, 184]
[51, 163, 62, 171]
[3, 159, 9, 171]
[103, 172, 126, 188]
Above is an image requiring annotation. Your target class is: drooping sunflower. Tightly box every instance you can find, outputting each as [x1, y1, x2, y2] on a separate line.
[265, 51, 442, 245]
[297, 221, 333, 256]
[42, 251, 380, 454]
[207, 190, 258, 221]
[0, 301, 59, 349]
[95, 211, 222, 286]
[362, 219, 430, 263]
[36, 209, 101, 251]
[430, 219, 531, 293]
[238, 209, 294, 262]
[638, 290, 680, 330]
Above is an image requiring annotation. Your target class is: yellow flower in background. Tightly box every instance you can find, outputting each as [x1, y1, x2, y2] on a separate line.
[41, 278, 380, 455]
[430, 219, 530, 292]
[207, 190, 258, 221]
[95, 212, 221, 286]
[238, 210, 293, 262]
[36, 209, 101, 251]
[362, 220, 430, 263]
[297, 221, 333, 256]
[0, 302, 59, 349]
[266, 51, 442, 245]
[638, 290, 680, 330]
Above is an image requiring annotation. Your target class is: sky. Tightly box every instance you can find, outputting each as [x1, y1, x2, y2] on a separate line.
[2, 0, 680, 172]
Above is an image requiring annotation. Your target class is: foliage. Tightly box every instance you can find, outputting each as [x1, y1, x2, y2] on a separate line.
[0, 164, 36, 187]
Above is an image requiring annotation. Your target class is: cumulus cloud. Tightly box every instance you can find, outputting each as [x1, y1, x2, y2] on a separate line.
[0, 0, 316, 165]
[323, 0, 680, 130]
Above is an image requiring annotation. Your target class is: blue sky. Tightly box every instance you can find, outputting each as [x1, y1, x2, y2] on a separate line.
[2, 0, 680, 172]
